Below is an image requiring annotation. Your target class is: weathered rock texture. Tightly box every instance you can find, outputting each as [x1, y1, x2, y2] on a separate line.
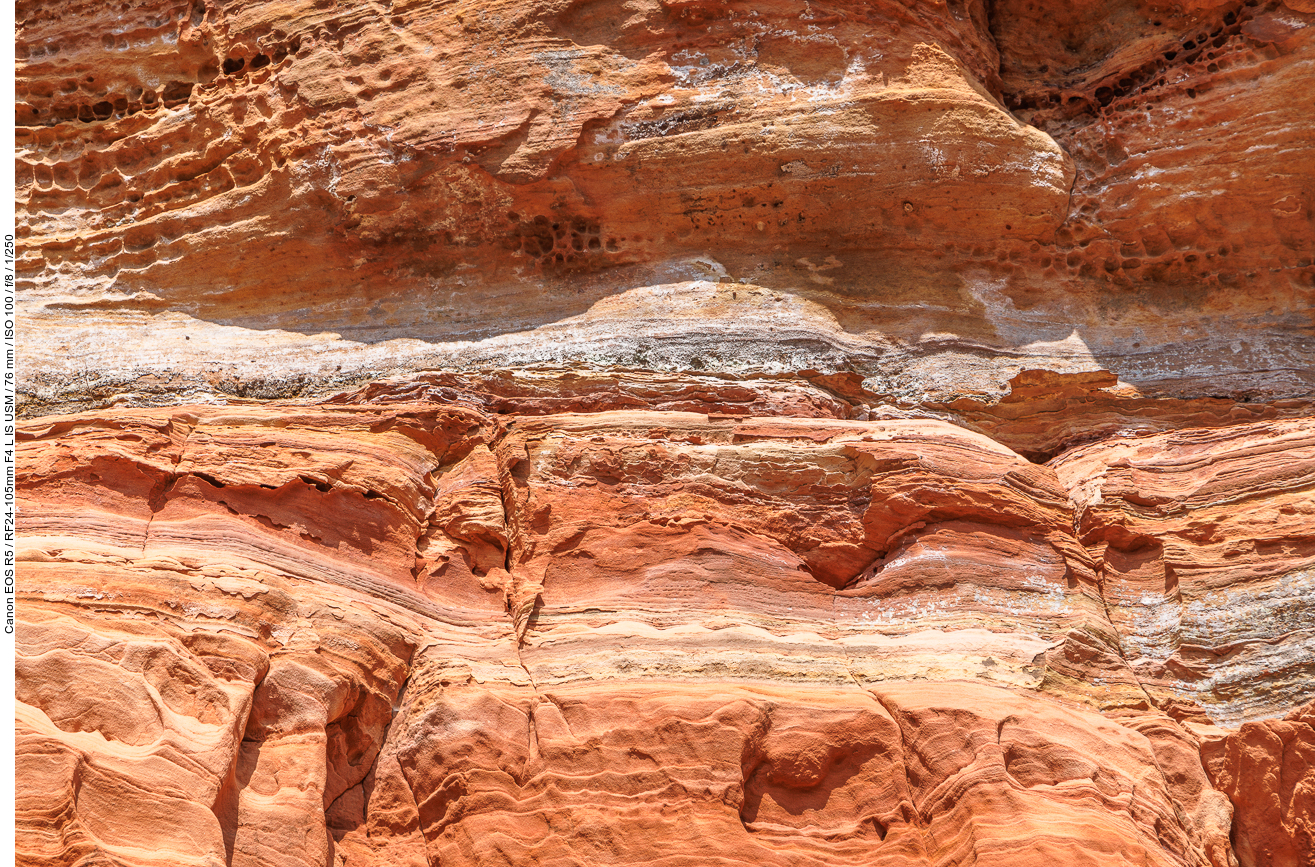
[14, 0, 1315, 865]
[1201, 701, 1315, 867]
[15, 386, 1315, 866]
[14, 0, 1315, 413]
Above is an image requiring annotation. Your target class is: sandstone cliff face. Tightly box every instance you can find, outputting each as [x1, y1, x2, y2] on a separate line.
[1201, 701, 1315, 867]
[15, 0, 1315, 412]
[14, 0, 1315, 865]
[15, 386, 1315, 866]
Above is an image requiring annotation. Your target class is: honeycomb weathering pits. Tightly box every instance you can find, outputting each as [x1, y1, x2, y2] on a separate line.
[13, 0, 1315, 865]
[16, 0, 1315, 411]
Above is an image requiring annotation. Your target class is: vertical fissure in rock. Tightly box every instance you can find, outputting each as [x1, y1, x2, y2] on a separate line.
[339, 651, 417, 852]
[487, 427, 544, 777]
[142, 414, 198, 553]
[868, 691, 923, 827]
[211, 663, 268, 867]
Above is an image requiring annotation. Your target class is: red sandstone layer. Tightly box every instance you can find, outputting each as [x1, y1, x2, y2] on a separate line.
[14, 0, 1315, 864]
[16, 385, 1314, 866]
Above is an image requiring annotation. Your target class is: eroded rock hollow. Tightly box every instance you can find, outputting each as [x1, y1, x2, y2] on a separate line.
[14, 0, 1315, 865]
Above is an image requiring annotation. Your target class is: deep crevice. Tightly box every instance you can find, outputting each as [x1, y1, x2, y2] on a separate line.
[333, 644, 419, 845]
[211, 664, 269, 867]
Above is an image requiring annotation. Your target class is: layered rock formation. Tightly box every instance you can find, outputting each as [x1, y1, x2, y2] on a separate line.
[15, 0, 1315, 413]
[15, 386, 1315, 866]
[14, 0, 1315, 866]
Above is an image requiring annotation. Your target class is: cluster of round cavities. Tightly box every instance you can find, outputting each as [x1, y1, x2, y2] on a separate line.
[16, 38, 302, 129]
[932, 213, 1313, 293]
[1092, 7, 1256, 108]
[1007, 1, 1271, 122]
[16, 73, 198, 127]
[220, 40, 299, 77]
[505, 213, 622, 273]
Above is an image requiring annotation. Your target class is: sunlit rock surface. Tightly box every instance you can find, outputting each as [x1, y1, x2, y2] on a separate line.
[14, 0, 1315, 865]
[15, 394, 1314, 865]
[1054, 419, 1315, 728]
[1200, 700, 1315, 867]
[15, 0, 1315, 413]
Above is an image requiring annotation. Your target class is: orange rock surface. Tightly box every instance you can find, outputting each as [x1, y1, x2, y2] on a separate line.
[13, 0, 1315, 865]
[1053, 419, 1315, 728]
[15, 392, 1313, 866]
[15, 0, 1315, 413]
[1201, 701, 1315, 867]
